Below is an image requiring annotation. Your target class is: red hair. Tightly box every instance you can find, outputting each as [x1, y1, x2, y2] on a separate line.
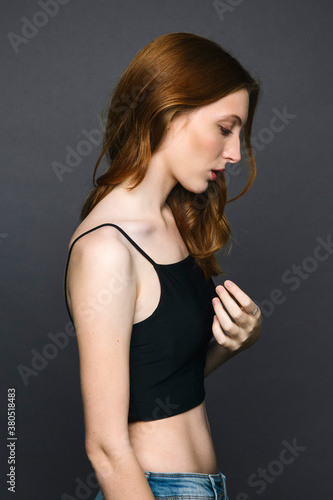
[80, 32, 261, 279]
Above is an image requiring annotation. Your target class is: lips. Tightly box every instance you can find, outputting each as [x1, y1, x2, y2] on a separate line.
[210, 168, 225, 181]
[210, 169, 225, 177]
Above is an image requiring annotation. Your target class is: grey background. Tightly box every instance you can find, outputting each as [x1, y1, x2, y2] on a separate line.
[1, 0, 332, 498]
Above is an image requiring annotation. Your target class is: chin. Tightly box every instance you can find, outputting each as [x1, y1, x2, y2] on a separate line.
[183, 180, 209, 194]
[187, 187, 208, 196]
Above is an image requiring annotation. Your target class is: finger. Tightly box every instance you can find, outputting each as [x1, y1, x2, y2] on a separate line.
[215, 285, 248, 327]
[223, 281, 258, 316]
[212, 296, 239, 337]
[212, 314, 237, 351]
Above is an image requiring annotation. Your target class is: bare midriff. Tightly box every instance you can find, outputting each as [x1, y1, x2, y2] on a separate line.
[128, 400, 219, 474]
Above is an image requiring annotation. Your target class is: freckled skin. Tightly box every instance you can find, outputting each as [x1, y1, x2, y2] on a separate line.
[155, 89, 249, 194]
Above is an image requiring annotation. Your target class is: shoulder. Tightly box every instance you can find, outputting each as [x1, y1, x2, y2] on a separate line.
[67, 223, 135, 272]
[65, 223, 138, 320]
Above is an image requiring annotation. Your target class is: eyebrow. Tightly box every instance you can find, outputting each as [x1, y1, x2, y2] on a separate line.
[218, 114, 246, 126]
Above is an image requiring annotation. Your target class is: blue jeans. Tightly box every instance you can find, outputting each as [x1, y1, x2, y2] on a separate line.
[94, 469, 229, 499]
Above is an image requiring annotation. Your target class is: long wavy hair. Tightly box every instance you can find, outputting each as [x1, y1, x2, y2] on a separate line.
[80, 32, 260, 280]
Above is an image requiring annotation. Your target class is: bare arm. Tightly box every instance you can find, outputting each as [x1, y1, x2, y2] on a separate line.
[204, 338, 237, 378]
[66, 227, 155, 499]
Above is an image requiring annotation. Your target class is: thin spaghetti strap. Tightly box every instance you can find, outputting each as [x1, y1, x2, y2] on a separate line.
[69, 223, 156, 265]
[63, 223, 156, 323]
[102, 223, 156, 265]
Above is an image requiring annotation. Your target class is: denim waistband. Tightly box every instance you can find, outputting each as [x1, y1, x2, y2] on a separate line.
[144, 470, 224, 482]
[94, 470, 228, 500]
[144, 469, 227, 498]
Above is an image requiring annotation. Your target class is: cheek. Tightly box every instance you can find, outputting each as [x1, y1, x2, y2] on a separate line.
[189, 126, 220, 160]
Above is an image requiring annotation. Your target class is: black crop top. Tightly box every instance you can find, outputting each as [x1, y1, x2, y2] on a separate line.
[63, 223, 217, 423]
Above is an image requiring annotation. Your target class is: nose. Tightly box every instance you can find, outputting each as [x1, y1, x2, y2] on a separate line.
[222, 134, 241, 164]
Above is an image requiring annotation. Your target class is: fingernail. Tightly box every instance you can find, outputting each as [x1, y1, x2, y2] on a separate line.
[225, 280, 233, 288]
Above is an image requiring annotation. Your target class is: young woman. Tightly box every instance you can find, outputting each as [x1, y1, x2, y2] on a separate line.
[64, 32, 262, 500]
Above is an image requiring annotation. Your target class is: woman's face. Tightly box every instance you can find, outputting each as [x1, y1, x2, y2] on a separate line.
[157, 88, 249, 194]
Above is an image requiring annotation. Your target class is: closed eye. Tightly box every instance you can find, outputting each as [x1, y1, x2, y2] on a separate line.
[219, 126, 233, 136]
